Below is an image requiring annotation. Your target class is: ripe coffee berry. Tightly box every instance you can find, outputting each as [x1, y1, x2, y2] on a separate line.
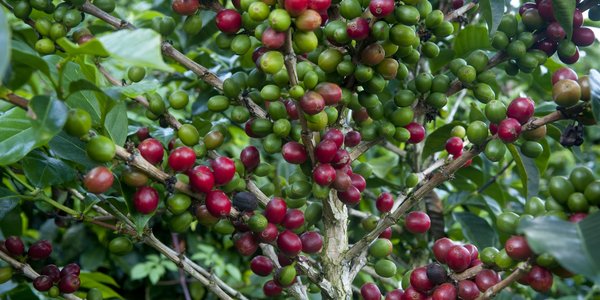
[133, 186, 159, 214]
[240, 146, 260, 172]
[58, 274, 80, 293]
[347, 18, 370, 40]
[475, 269, 500, 292]
[445, 137, 464, 156]
[464, 244, 479, 261]
[497, 118, 522, 143]
[379, 227, 392, 239]
[505, 235, 532, 261]
[33, 275, 53, 291]
[60, 263, 80, 277]
[263, 280, 283, 297]
[331, 149, 350, 169]
[337, 185, 361, 205]
[433, 238, 456, 263]
[385, 289, 404, 300]
[211, 156, 236, 185]
[315, 139, 338, 163]
[282, 141, 308, 164]
[405, 211, 431, 234]
[216, 9, 242, 34]
[506, 97, 535, 124]
[205, 190, 232, 218]
[433, 282, 458, 300]
[172, 0, 199, 15]
[403, 286, 426, 300]
[4, 236, 25, 256]
[277, 230, 302, 257]
[369, 0, 394, 17]
[527, 265, 553, 292]
[552, 67, 578, 85]
[250, 255, 274, 276]
[426, 263, 448, 285]
[446, 245, 472, 272]
[300, 231, 323, 253]
[323, 128, 344, 148]
[458, 280, 480, 300]
[188, 165, 215, 193]
[168, 146, 196, 172]
[265, 197, 287, 224]
[41, 264, 61, 283]
[257, 223, 279, 243]
[138, 138, 164, 165]
[410, 266, 434, 293]
[344, 131, 362, 147]
[234, 232, 258, 256]
[406, 122, 426, 144]
[28, 240, 52, 260]
[282, 209, 305, 230]
[350, 173, 366, 192]
[313, 163, 337, 186]
[361, 283, 382, 300]
[83, 166, 114, 194]
[376, 192, 394, 213]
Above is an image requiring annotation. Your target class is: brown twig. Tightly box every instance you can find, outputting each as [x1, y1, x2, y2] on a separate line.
[450, 264, 484, 281]
[445, 2, 478, 21]
[477, 262, 531, 300]
[349, 138, 385, 161]
[171, 233, 192, 300]
[0, 251, 83, 300]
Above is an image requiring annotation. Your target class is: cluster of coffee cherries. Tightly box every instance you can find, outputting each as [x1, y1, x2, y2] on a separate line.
[1, 236, 81, 296]
[447, 50, 497, 104]
[11, 0, 115, 55]
[551, 67, 591, 109]
[518, 1, 595, 65]
[548, 166, 600, 219]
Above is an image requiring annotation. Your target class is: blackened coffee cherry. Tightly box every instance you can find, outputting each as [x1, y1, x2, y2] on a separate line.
[232, 192, 258, 212]
[426, 263, 448, 285]
[4, 236, 25, 256]
[133, 186, 159, 214]
[28, 240, 52, 260]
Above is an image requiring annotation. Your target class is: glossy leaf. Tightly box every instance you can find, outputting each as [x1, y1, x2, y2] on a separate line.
[29, 96, 68, 141]
[11, 40, 53, 81]
[453, 212, 499, 249]
[507, 144, 540, 198]
[79, 272, 124, 299]
[0, 188, 18, 220]
[98, 29, 173, 72]
[56, 37, 110, 56]
[479, 0, 505, 35]
[22, 150, 76, 188]
[453, 25, 490, 57]
[518, 213, 600, 284]
[62, 62, 104, 124]
[0, 9, 10, 83]
[105, 101, 128, 146]
[49, 132, 96, 168]
[552, 0, 576, 40]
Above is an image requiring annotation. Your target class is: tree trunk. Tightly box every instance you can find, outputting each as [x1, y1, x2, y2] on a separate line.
[321, 191, 353, 299]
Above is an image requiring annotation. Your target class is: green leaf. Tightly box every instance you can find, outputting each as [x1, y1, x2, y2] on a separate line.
[0, 207, 22, 237]
[369, 150, 399, 178]
[105, 101, 128, 146]
[133, 212, 153, 233]
[0, 187, 18, 220]
[105, 81, 159, 99]
[130, 263, 150, 280]
[62, 62, 104, 124]
[518, 213, 600, 284]
[507, 144, 540, 198]
[98, 29, 173, 72]
[68, 79, 106, 96]
[56, 37, 110, 56]
[453, 212, 499, 249]
[552, 0, 576, 40]
[423, 122, 466, 159]
[79, 272, 124, 299]
[49, 132, 96, 168]
[429, 48, 455, 73]
[590, 70, 600, 123]
[453, 25, 490, 58]
[29, 96, 68, 141]
[479, 0, 505, 35]
[0, 10, 10, 83]
[11, 40, 53, 80]
[225, 264, 242, 282]
[22, 150, 76, 188]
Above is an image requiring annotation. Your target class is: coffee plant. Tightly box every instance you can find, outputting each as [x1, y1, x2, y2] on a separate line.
[1, 0, 600, 299]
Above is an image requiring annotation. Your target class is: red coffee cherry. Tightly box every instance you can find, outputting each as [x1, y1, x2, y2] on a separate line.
[188, 165, 215, 193]
[216, 9, 242, 34]
[433, 237, 456, 263]
[445, 137, 464, 156]
[458, 280, 480, 300]
[136, 127, 150, 141]
[527, 265, 553, 293]
[331, 149, 350, 169]
[344, 131, 362, 148]
[171, 0, 199, 15]
[138, 138, 164, 165]
[337, 185, 361, 205]
[385, 289, 404, 300]
[284, 0, 308, 16]
[406, 122, 426, 144]
[300, 91, 325, 115]
[277, 230, 302, 257]
[350, 173, 366, 192]
[265, 197, 287, 224]
[505, 235, 532, 261]
[251, 255, 274, 276]
[28, 240, 52, 260]
[315, 82, 342, 105]
[33, 275, 53, 291]
[347, 18, 370, 40]
[234, 232, 258, 256]
[133, 186, 159, 214]
[376, 192, 394, 213]
[41, 264, 61, 283]
[282, 142, 308, 164]
[240, 146, 260, 172]
[403, 286, 426, 300]
[369, 0, 394, 17]
[205, 190, 232, 218]
[361, 283, 382, 300]
[323, 128, 344, 148]
[83, 166, 114, 194]
[464, 244, 479, 261]
[552, 67, 578, 85]
[446, 245, 472, 272]
[168, 146, 196, 172]
[313, 163, 337, 186]
[497, 118, 522, 143]
[282, 209, 305, 230]
[262, 27, 286, 49]
[506, 97, 534, 124]
[211, 156, 236, 185]
[410, 266, 434, 293]
[263, 280, 283, 297]
[405, 211, 431, 234]
[4, 236, 25, 256]
[379, 227, 393, 239]
[60, 263, 80, 277]
[257, 223, 279, 243]
[58, 274, 80, 293]
[300, 231, 323, 253]
[475, 269, 500, 292]
[308, 0, 330, 10]
[432, 282, 458, 300]
[315, 139, 338, 163]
